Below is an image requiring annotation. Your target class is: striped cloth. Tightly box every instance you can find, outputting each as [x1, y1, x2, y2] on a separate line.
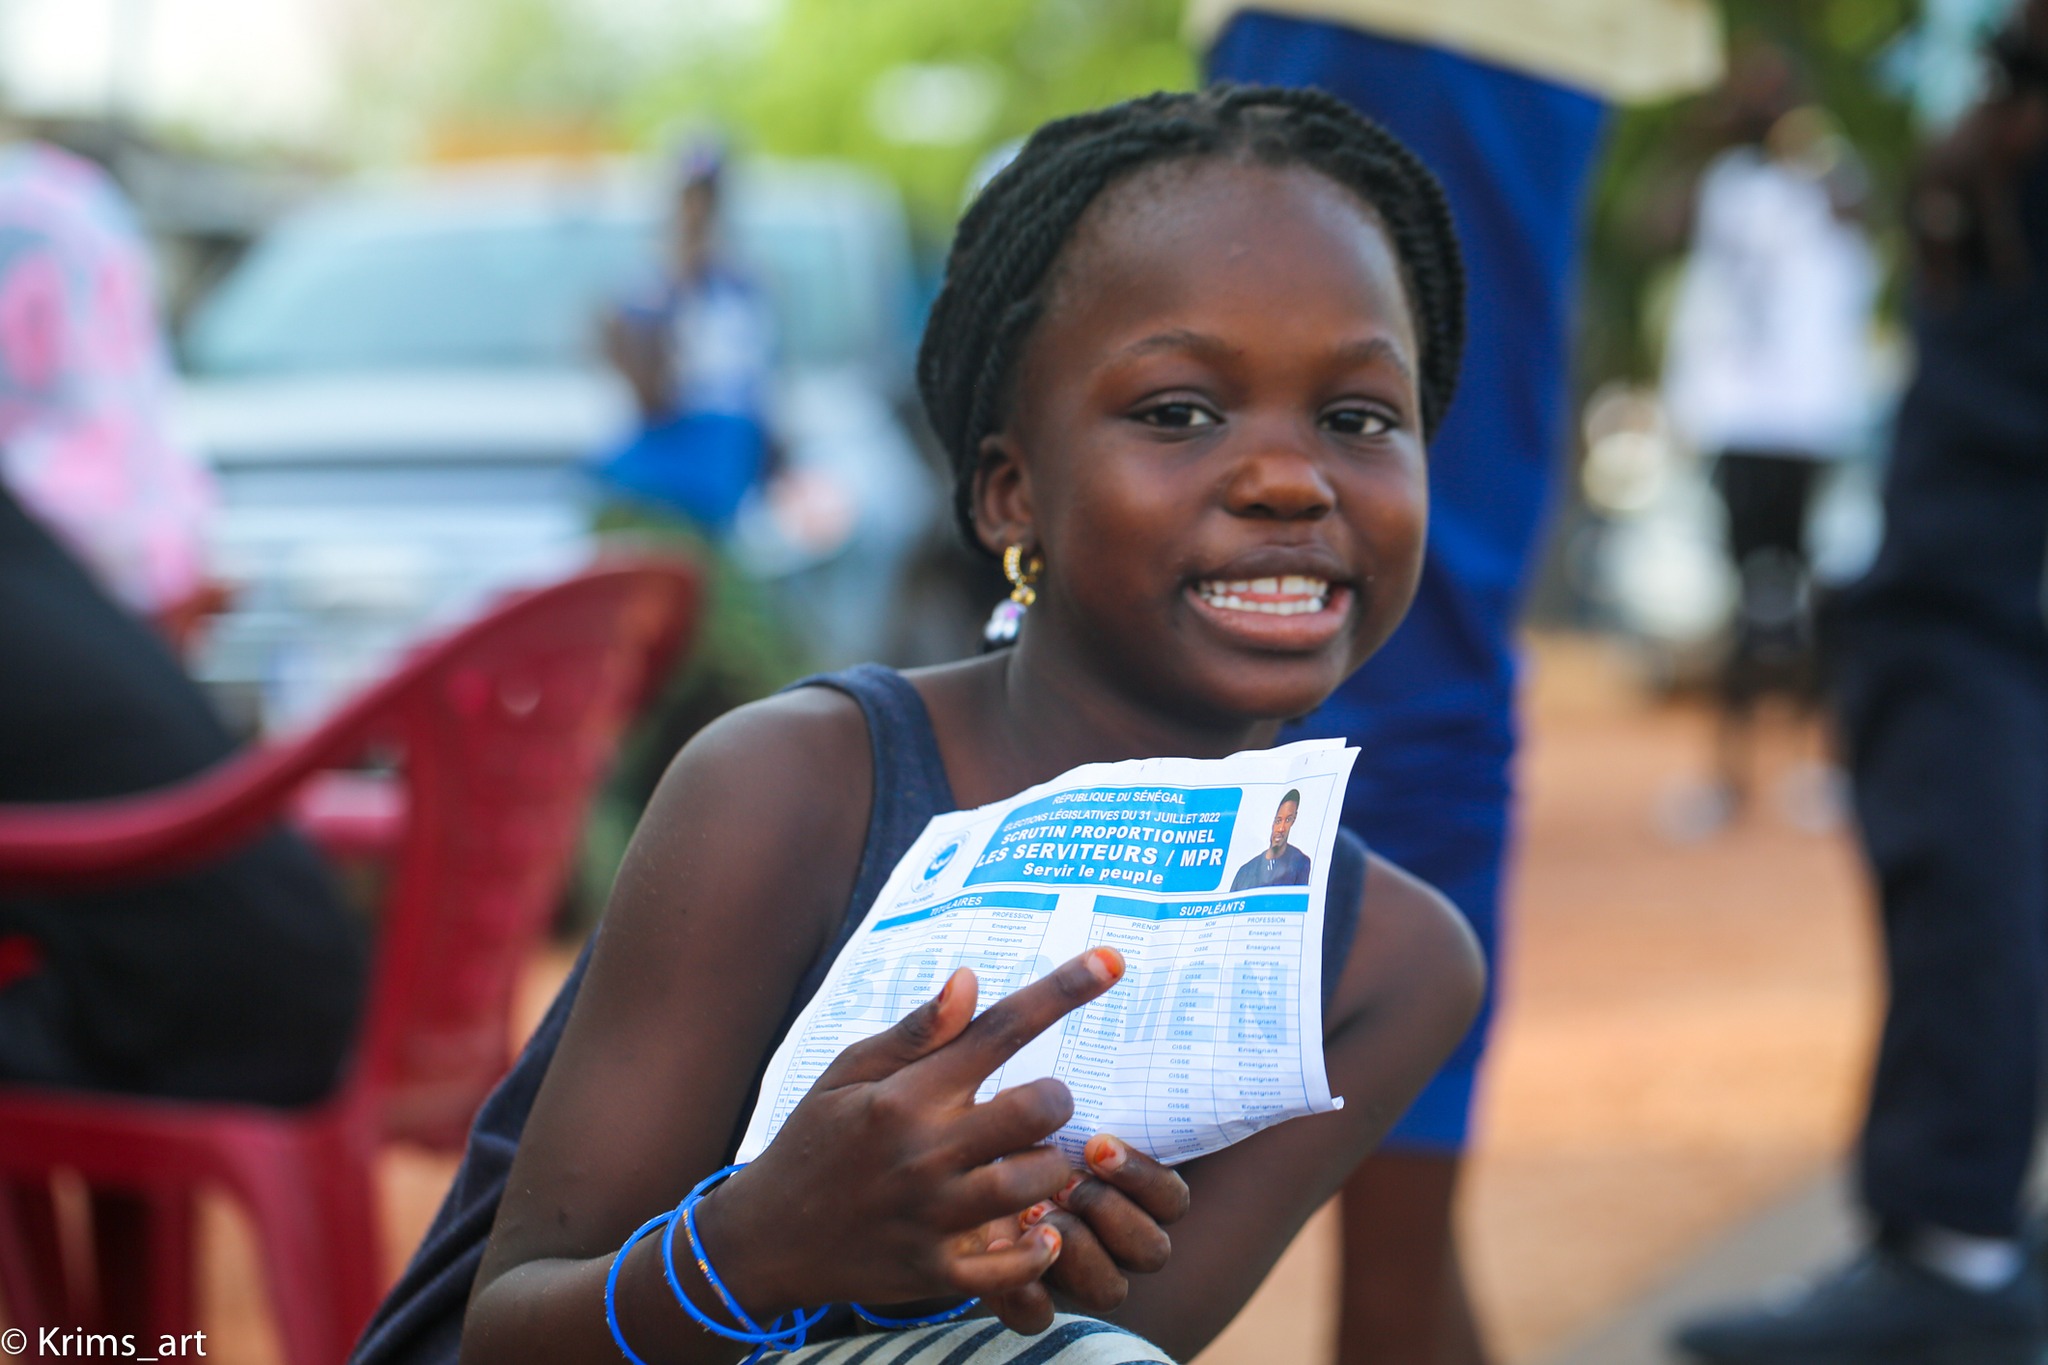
[769, 1316, 1177, 1365]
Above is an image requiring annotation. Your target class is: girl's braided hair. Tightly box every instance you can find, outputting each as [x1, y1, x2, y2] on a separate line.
[917, 82, 1467, 552]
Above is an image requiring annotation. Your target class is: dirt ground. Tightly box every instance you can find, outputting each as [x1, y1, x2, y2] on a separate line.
[174, 632, 1879, 1365]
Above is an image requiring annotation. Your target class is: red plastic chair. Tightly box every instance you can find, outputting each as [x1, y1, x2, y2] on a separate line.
[0, 557, 699, 1365]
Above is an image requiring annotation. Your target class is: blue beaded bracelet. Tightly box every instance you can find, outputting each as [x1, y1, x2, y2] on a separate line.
[848, 1297, 983, 1330]
[674, 1168, 774, 1333]
[608, 1161, 985, 1365]
[662, 1167, 826, 1361]
[604, 1212, 679, 1365]
[678, 1164, 980, 1335]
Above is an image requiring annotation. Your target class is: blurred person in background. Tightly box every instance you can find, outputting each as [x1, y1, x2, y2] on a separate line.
[1661, 48, 1880, 837]
[0, 138, 218, 643]
[576, 143, 803, 928]
[0, 134, 363, 1107]
[1192, 3, 1720, 1361]
[1675, 3, 2048, 1360]
[596, 144, 777, 536]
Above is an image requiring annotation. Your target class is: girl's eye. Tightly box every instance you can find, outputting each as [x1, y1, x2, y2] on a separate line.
[1323, 407, 1396, 437]
[1138, 401, 1220, 430]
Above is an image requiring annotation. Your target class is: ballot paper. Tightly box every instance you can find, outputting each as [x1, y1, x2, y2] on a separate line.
[735, 739, 1359, 1167]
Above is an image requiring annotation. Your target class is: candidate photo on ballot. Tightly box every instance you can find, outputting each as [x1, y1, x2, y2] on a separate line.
[1229, 789, 1313, 891]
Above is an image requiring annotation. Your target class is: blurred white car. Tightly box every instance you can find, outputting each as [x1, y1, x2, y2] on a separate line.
[179, 158, 935, 730]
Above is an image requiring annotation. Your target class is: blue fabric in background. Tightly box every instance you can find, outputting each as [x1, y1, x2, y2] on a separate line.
[592, 409, 766, 534]
[1211, 12, 1608, 1150]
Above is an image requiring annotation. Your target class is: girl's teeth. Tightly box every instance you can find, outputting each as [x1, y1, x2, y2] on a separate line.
[1196, 577, 1330, 615]
[1208, 597, 1325, 614]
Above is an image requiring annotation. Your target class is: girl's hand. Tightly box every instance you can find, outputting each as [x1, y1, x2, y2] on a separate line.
[692, 948, 1126, 1320]
[981, 1134, 1191, 1332]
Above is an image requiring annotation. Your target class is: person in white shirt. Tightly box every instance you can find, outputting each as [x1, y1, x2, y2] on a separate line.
[1663, 73, 1879, 822]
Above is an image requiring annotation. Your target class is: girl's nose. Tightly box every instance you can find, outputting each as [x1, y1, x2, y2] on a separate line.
[1223, 427, 1335, 520]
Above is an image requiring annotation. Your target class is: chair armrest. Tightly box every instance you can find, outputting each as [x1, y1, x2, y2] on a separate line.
[291, 771, 408, 864]
[0, 557, 695, 893]
[0, 746, 342, 892]
[0, 753, 276, 892]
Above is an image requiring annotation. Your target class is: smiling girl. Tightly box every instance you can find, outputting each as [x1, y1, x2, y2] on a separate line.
[358, 84, 1483, 1365]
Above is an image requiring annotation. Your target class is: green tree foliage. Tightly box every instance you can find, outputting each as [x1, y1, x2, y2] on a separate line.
[350, 0, 1192, 232]
[624, 0, 1193, 231]
[1583, 0, 1917, 383]
[363, 0, 1922, 387]
[339, 0, 676, 159]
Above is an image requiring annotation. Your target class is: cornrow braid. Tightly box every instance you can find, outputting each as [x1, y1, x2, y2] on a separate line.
[917, 82, 1466, 553]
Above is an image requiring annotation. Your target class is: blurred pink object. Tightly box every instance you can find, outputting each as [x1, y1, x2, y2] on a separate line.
[0, 557, 700, 1365]
[0, 141, 214, 615]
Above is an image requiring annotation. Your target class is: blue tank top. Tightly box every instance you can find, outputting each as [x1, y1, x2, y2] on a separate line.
[348, 664, 1368, 1365]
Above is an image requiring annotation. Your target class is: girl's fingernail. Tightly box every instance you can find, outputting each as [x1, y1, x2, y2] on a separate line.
[1054, 1173, 1084, 1206]
[1086, 1135, 1126, 1172]
[987, 1237, 1014, 1252]
[937, 968, 962, 1008]
[1085, 947, 1124, 984]
[1037, 1226, 1062, 1256]
[1021, 1201, 1053, 1226]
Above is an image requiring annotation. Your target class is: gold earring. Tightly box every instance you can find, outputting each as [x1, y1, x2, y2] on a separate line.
[1003, 543, 1042, 607]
